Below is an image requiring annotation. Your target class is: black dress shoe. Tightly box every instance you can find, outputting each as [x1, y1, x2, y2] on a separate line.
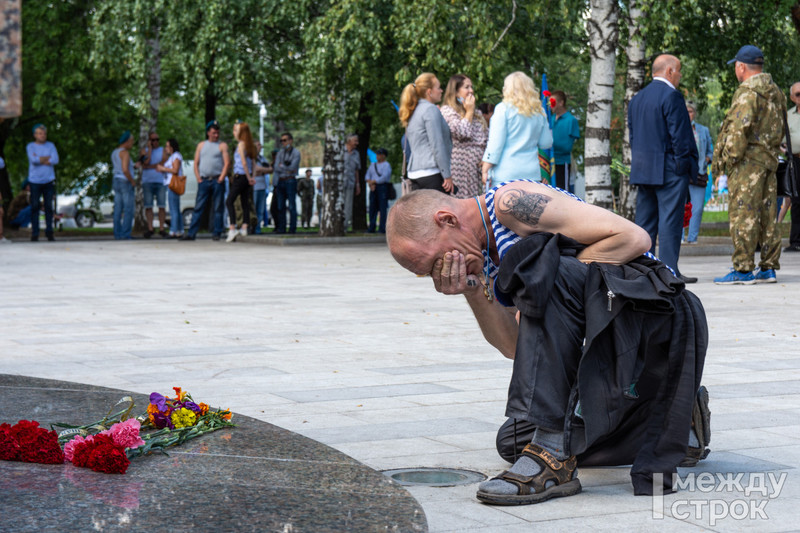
[784, 244, 800, 252]
[180, 234, 195, 241]
[680, 274, 698, 284]
[46, 234, 55, 242]
[31, 235, 39, 242]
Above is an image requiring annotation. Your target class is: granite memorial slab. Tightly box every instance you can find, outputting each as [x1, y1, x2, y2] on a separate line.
[0, 375, 427, 532]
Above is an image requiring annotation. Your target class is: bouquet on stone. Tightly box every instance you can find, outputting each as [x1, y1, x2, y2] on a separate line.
[54, 387, 234, 474]
[0, 420, 65, 465]
[62, 419, 144, 474]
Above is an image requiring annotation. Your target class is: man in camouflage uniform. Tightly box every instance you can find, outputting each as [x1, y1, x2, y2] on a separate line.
[712, 45, 785, 285]
[297, 168, 315, 228]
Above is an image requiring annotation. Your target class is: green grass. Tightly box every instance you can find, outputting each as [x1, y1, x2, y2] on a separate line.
[701, 211, 731, 223]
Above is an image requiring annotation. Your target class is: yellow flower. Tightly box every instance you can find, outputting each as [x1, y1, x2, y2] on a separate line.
[170, 407, 197, 428]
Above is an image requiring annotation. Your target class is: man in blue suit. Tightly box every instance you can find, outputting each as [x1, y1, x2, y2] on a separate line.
[629, 54, 699, 283]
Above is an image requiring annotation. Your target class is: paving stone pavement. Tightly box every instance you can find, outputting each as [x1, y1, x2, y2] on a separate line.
[1, 238, 799, 532]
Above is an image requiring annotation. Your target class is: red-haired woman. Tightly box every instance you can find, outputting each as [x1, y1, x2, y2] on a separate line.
[226, 122, 257, 242]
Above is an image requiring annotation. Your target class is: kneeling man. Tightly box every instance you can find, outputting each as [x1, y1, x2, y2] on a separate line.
[387, 180, 709, 505]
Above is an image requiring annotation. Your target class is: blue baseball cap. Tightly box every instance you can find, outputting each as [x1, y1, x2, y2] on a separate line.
[206, 120, 220, 132]
[32, 123, 46, 134]
[727, 45, 764, 65]
[118, 130, 132, 144]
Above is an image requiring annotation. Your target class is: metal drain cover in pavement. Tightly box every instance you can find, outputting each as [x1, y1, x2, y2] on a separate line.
[383, 468, 486, 487]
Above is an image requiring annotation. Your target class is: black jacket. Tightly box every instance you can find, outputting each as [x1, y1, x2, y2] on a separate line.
[495, 233, 708, 495]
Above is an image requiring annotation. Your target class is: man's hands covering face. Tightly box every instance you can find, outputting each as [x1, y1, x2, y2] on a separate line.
[431, 250, 481, 296]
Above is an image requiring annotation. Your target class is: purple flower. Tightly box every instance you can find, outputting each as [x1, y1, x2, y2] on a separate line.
[151, 411, 174, 430]
[149, 392, 167, 412]
[181, 401, 201, 413]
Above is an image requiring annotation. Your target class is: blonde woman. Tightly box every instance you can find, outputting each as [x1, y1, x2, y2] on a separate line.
[482, 71, 553, 189]
[440, 74, 488, 198]
[398, 72, 454, 193]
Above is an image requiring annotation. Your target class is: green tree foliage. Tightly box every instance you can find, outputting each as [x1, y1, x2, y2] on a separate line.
[391, 0, 589, 104]
[301, 0, 401, 234]
[89, 0, 166, 119]
[9, 0, 800, 218]
[640, 0, 800, 121]
[164, 0, 306, 125]
[605, 0, 800, 201]
[1, 0, 136, 197]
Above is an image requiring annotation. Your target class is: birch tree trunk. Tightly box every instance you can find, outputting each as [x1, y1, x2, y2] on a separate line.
[584, 0, 619, 209]
[134, 28, 162, 233]
[320, 89, 346, 237]
[619, 0, 645, 221]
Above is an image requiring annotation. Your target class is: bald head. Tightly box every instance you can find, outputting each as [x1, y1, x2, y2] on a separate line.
[652, 55, 679, 76]
[387, 190, 463, 272]
[388, 190, 455, 242]
[652, 54, 682, 89]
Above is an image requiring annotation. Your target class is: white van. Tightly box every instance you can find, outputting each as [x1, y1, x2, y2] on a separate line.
[57, 162, 198, 228]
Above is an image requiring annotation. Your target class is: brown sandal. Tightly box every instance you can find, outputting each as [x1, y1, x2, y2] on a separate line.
[477, 443, 582, 505]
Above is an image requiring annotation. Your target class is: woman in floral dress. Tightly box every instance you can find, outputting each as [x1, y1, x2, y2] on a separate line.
[440, 74, 489, 199]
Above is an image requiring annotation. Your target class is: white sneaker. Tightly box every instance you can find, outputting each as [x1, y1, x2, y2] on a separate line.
[0, 237, 10, 244]
[239, 228, 247, 236]
[225, 229, 238, 243]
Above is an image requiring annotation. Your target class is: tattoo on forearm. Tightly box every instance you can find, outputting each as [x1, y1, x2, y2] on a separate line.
[497, 189, 551, 226]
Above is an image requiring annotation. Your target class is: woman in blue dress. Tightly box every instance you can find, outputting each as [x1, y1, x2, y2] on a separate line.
[481, 72, 553, 190]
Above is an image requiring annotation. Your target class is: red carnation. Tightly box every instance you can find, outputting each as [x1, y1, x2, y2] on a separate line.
[72, 434, 113, 467]
[4, 420, 64, 464]
[9, 420, 41, 446]
[70, 437, 94, 468]
[684, 202, 692, 228]
[542, 90, 551, 97]
[0, 425, 20, 461]
[18, 431, 63, 464]
[34, 432, 64, 464]
[549, 97, 557, 108]
[87, 443, 130, 474]
[11, 420, 39, 431]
